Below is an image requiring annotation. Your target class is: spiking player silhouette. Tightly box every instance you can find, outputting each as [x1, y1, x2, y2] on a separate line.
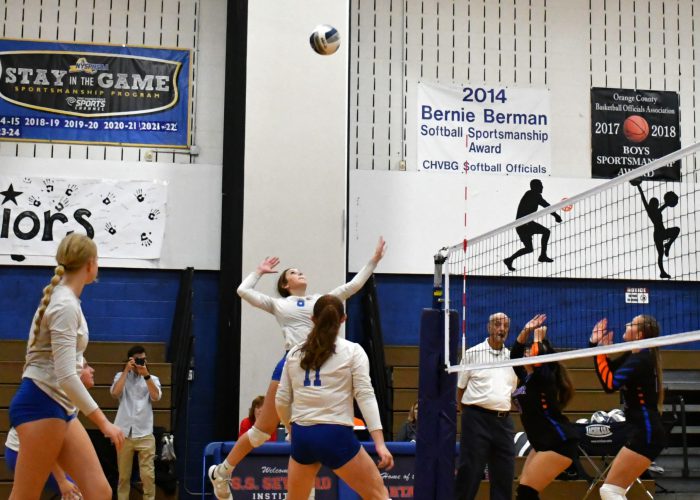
[631, 178, 680, 279]
[504, 179, 562, 271]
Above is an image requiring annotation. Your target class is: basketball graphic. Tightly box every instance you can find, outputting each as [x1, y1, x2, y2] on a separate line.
[623, 115, 650, 143]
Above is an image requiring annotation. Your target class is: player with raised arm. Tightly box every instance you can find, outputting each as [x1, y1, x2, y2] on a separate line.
[590, 315, 666, 500]
[510, 315, 578, 499]
[208, 237, 386, 499]
[276, 294, 393, 500]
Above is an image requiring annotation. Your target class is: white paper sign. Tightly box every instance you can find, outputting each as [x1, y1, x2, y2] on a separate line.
[416, 81, 552, 176]
[0, 176, 167, 259]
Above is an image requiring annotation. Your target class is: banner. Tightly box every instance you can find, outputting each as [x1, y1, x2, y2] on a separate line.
[231, 457, 337, 499]
[416, 81, 551, 175]
[0, 38, 191, 147]
[591, 88, 681, 180]
[0, 176, 167, 259]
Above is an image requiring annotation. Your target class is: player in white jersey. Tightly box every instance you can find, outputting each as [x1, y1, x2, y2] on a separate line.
[8, 234, 124, 500]
[276, 294, 393, 500]
[209, 238, 386, 499]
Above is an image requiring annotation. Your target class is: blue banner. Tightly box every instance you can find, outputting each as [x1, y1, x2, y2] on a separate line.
[0, 39, 191, 147]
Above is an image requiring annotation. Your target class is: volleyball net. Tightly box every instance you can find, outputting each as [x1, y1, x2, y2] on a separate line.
[436, 141, 700, 372]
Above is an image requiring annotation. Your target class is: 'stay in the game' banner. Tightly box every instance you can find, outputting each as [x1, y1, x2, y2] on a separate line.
[591, 87, 681, 180]
[416, 81, 551, 176]
[0, 38, 191, 147]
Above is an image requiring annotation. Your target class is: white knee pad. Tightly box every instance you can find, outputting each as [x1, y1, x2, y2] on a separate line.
[247, 426, 271, 447]
[599, 483, 627, 500]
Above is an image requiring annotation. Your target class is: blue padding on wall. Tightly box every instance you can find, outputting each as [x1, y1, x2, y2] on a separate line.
[348, 273, 700, 349]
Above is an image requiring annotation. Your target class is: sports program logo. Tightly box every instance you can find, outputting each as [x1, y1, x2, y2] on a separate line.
[66, 96, 107, 112]
[68, 57, 109, 74]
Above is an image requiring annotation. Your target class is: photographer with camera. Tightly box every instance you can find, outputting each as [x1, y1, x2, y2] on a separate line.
[111, 345, 162, 500]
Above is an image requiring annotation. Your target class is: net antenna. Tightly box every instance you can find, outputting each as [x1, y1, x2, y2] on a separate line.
[436, 140, 700, 372]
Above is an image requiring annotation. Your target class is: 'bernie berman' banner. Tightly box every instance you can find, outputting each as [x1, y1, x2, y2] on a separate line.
[0, 176, 167, 259]
[0, 38, 191, 147]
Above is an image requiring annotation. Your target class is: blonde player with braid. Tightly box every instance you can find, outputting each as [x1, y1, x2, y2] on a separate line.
[8, 233, 124, 500]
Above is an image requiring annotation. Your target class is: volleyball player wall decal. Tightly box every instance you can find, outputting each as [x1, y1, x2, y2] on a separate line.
[623, 115, 650, 143]
[504, 179, 562, 271]
[630, 178, 680, 279]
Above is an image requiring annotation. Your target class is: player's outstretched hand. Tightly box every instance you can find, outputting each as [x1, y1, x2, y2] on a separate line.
[554, 213, 562, 223]
[371, 236, 387, 264]
[375, 443, 394, 470]
[524, 314, 547, 332]
[533, 325, 547, 343]
[257, 256, 280, 275]
[591, 318, 609, 344]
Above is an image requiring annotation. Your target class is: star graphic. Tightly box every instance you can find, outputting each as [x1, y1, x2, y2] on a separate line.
[0, 184, 23, 205]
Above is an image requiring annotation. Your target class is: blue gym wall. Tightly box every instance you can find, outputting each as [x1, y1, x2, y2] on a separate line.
[0, 266, 219, 496]
[347, 274, 700, 350]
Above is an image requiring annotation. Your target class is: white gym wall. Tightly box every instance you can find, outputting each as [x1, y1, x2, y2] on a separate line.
[239, 1, 349, 415]
[348, 0, 700, 272]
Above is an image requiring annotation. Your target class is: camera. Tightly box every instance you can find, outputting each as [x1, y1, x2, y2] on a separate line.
[134, 358, 146, 366]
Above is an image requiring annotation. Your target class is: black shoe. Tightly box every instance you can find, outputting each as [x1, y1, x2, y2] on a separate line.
[503, 258, 515, 271]
[660, 272, 671, 279]
[538, 255, 554, 263]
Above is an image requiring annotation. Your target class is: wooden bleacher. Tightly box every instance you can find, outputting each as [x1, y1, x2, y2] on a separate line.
[0, 340, 173, 499]
[385, 346, 700, 499]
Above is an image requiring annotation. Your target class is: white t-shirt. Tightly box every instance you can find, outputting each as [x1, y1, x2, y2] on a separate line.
[276, 337, 382, 432]
[22, 284, 98, 416]
[458, 338, 518, 412]
[237, 260, 377, 350]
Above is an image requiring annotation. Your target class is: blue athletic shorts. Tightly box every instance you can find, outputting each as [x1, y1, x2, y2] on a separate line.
[4, 447, 71, 494]
[9, 378, 76, 428]
[271, 352, 288, 382]
[290, 423, 361, 470]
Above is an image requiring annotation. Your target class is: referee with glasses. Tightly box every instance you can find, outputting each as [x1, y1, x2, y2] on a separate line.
[455, 312, 518, 500]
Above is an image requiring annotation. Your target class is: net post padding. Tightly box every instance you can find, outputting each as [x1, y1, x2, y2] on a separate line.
[415, 308, 459, 500]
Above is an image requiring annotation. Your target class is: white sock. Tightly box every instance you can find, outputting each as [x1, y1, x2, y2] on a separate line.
[216, 460, 234, 478]
[599, 483, 627, 500]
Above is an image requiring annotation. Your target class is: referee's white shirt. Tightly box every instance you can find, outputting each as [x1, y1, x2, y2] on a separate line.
[458, 338, 518, 412]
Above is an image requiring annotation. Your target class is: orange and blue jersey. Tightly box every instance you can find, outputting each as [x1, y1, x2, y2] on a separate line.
[511, 339, 578, 449]
[592, 347, 663, 450]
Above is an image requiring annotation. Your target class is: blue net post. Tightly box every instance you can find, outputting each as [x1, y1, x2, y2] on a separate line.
[414, 307, 458, 500]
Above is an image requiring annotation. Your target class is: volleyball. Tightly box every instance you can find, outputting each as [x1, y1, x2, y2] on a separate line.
[623, 115, 650, 143]
[309, 24, 341, 55]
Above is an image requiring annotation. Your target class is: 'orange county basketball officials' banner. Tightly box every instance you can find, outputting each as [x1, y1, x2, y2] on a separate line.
[0, 176, 167, 259]
[416, 81, 551, 175]
[0, 38, 191, 147]
[591, 88, 681, 180]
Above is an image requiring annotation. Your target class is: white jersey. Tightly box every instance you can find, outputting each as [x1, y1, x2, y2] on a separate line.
[238, 260, 377, 350]
[276, 337, 382, 432]
[22, 284, 98, 416]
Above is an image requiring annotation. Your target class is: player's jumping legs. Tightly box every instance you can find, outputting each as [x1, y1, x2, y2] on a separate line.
[333, 447, 389, 500]
[286, 458, 321, 500]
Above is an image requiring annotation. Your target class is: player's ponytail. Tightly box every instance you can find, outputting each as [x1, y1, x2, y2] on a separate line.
[638, 314, 664, 410]
[300, 295, 344, 371]
[30, 233, 97, 347]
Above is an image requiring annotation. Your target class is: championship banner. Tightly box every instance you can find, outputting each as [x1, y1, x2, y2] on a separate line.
[591, 88, 681, 180]
[0, 38, 191, 147]
[0, 176, 167, 259]
[416, 81, 551, 175]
